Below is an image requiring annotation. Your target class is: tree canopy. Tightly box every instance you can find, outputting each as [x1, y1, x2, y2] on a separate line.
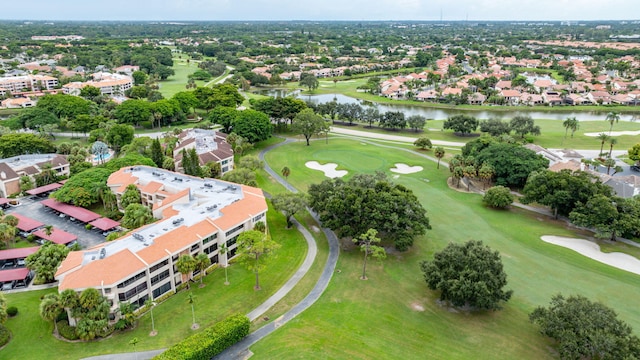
[474, 143, 549, 188]
[0, 133, 56, 158]
[420, 240, 512, 310]
[530, 294, 640, 360]
[232, 109, 273, 143]
[291, 108, 330, 146]
[26, 241, 70, 284]
[443, 115, 478, 135]
[308, 173, 430, 251]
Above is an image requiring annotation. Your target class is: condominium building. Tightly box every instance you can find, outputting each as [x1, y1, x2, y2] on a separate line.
[173, 129, 235, 176]
[0, 74, 58, 96]
[55, 166, 268, 318]
[62, 72, 133, 97]
[0, 154, 69, 197]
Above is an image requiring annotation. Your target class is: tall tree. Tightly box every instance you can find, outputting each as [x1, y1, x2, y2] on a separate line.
[420, 240, 513, 310]
[105, 124, 135, 153]
[353, 228, 386, 280]
[120, 184, 142, 210]
[40, 293, 63, 334]
[25, 242, 70, 284]
[194, 253, 210, 287]
[509, 115, 540, 139]
[281, 166, 290, 180]
[291, 108, 330, 146]
[530, 294, 640, 360]
[606, 111, 620, 135]
[151, 138, 164, 168]
[443, 115, 478, 135]
[570, 195, 640, 241]
[598, 133, 610, 156]
[299, 72, 319, 91]
[176, 255, 197, 289]
[121, 203, 154, 230]
[91, 141, 109, 165]
[608, 137, 618, 159]
[271, 193, 307, 228]
[562, 117, 579, 139]
[434, 147, 445, 169]
[237, 229, 280, 290]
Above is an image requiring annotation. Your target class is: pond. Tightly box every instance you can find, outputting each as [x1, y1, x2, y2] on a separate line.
[255, 89, 640, 122]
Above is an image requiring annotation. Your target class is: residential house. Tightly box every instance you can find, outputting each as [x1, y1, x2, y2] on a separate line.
[0, 154, 69, 197]
[467, 93, 486, 105]
[173, 129, 234, 175]
[500, 89, 522, 105]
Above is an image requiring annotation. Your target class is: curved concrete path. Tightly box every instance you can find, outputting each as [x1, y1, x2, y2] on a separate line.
[82, 138, 340, 360]
[211, 139, 340, 359]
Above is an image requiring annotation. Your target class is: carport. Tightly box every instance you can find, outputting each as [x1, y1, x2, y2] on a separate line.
[89, 217, 121, 232]
[26, 183, 63, 197]
[0, 268, 33, 290]
[12, 213, 44, 232]
[41, 199, 101, 223]
[32, 228, 77, 246]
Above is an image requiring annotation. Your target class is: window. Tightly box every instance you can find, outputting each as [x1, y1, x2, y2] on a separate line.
[104, 288, 111, 294]
[222, 159, 229, 165]
[253, 213, 265, 222]
[226, 235, 238, 248]
[152, 282, 172, 299]
[117, 271, 146, 289]
[225, 224, 244, 237]
[210, 254, 219, 264]
[118, 282, 148, 302]
[204, 243, 218, 254]
[203, 233, 217, 245]
[150, 270, 170, 286]
[149, 259, 169, 274]
[190, 244, 199, 252]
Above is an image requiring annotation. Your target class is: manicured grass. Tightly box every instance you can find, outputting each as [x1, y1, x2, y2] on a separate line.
[2, 206, 307, 359]
[157, 56, 206, 98]
[251, 138, 640, 359]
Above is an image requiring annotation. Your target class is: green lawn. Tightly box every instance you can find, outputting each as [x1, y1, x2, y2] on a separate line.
[157, 56, 206, 98]
[2, 205, 308, 360]
[251, 138, 640, 359]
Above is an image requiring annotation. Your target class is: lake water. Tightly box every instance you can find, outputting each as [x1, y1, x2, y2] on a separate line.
[256, 89, 640, 122]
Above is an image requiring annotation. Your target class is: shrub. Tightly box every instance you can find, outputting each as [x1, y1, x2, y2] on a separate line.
[140, 120, 153, 129]
[153, 314, 250, 360]
[57, 320, 79, 340]
[85, 224, 92, 230]
[482, 186, 514, 209]
[0, 324, 10, 347]
[6, 306, 17, 317]
[26, 234, 36, 243]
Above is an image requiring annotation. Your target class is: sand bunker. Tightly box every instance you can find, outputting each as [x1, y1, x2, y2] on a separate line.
[390, 163, 423, 174]
[585, 130, 640, 137]
[541, 236, 640, 276]
[305, 161, 347, 178]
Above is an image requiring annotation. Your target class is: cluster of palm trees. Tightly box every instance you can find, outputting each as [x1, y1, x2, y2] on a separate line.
[449, 155, 495, 191]
[591, 112, 622, 175]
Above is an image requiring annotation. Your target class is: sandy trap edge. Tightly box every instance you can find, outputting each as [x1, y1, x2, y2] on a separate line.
[541, 235, 640, 276]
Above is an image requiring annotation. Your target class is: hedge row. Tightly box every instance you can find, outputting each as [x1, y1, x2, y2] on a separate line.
[0, 324, 10, 347]
[153, 314, 249, 360]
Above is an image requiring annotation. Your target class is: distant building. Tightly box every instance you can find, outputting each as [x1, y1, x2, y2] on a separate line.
[62, 72, 133, 97]
[173, 129, 234, 176]
[0, 154, 69, 197]
[55, 166, 268, 318]
[0, 74, 58, 96]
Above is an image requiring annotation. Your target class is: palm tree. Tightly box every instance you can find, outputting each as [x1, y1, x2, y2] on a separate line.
[281, 166, 290, 180]
[187, 293, 198, 330]
[604, 158, 616, 175]
[176, 255, 197, 289]
[144, 299, 157, 336]
[478, 163, 494, 190]
[569, 118, 580, 138]
[606, 111, 620, 135]
[39, 293, 62, 334]
[129, 337, 139, 360]
[597, 133, 609, 158]
[220, 243, 230, 285]
[608, 137, 618, 159]
[194, 253, 210, 287]
[434, 147, 445, 169]
[44, 225, 53, 236]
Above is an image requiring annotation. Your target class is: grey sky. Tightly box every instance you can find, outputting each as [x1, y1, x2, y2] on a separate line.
[1, 0, 636, 21]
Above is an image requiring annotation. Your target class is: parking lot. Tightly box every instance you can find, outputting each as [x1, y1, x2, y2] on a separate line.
[5, 197, 107, 249]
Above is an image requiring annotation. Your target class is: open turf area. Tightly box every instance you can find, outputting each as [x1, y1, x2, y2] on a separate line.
[253, 138, 640, 359]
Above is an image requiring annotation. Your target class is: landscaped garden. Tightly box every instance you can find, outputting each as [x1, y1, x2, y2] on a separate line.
[249, 137, 640, 359]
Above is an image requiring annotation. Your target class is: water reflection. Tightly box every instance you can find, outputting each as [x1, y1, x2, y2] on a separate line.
[254, 89, 639, 122]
